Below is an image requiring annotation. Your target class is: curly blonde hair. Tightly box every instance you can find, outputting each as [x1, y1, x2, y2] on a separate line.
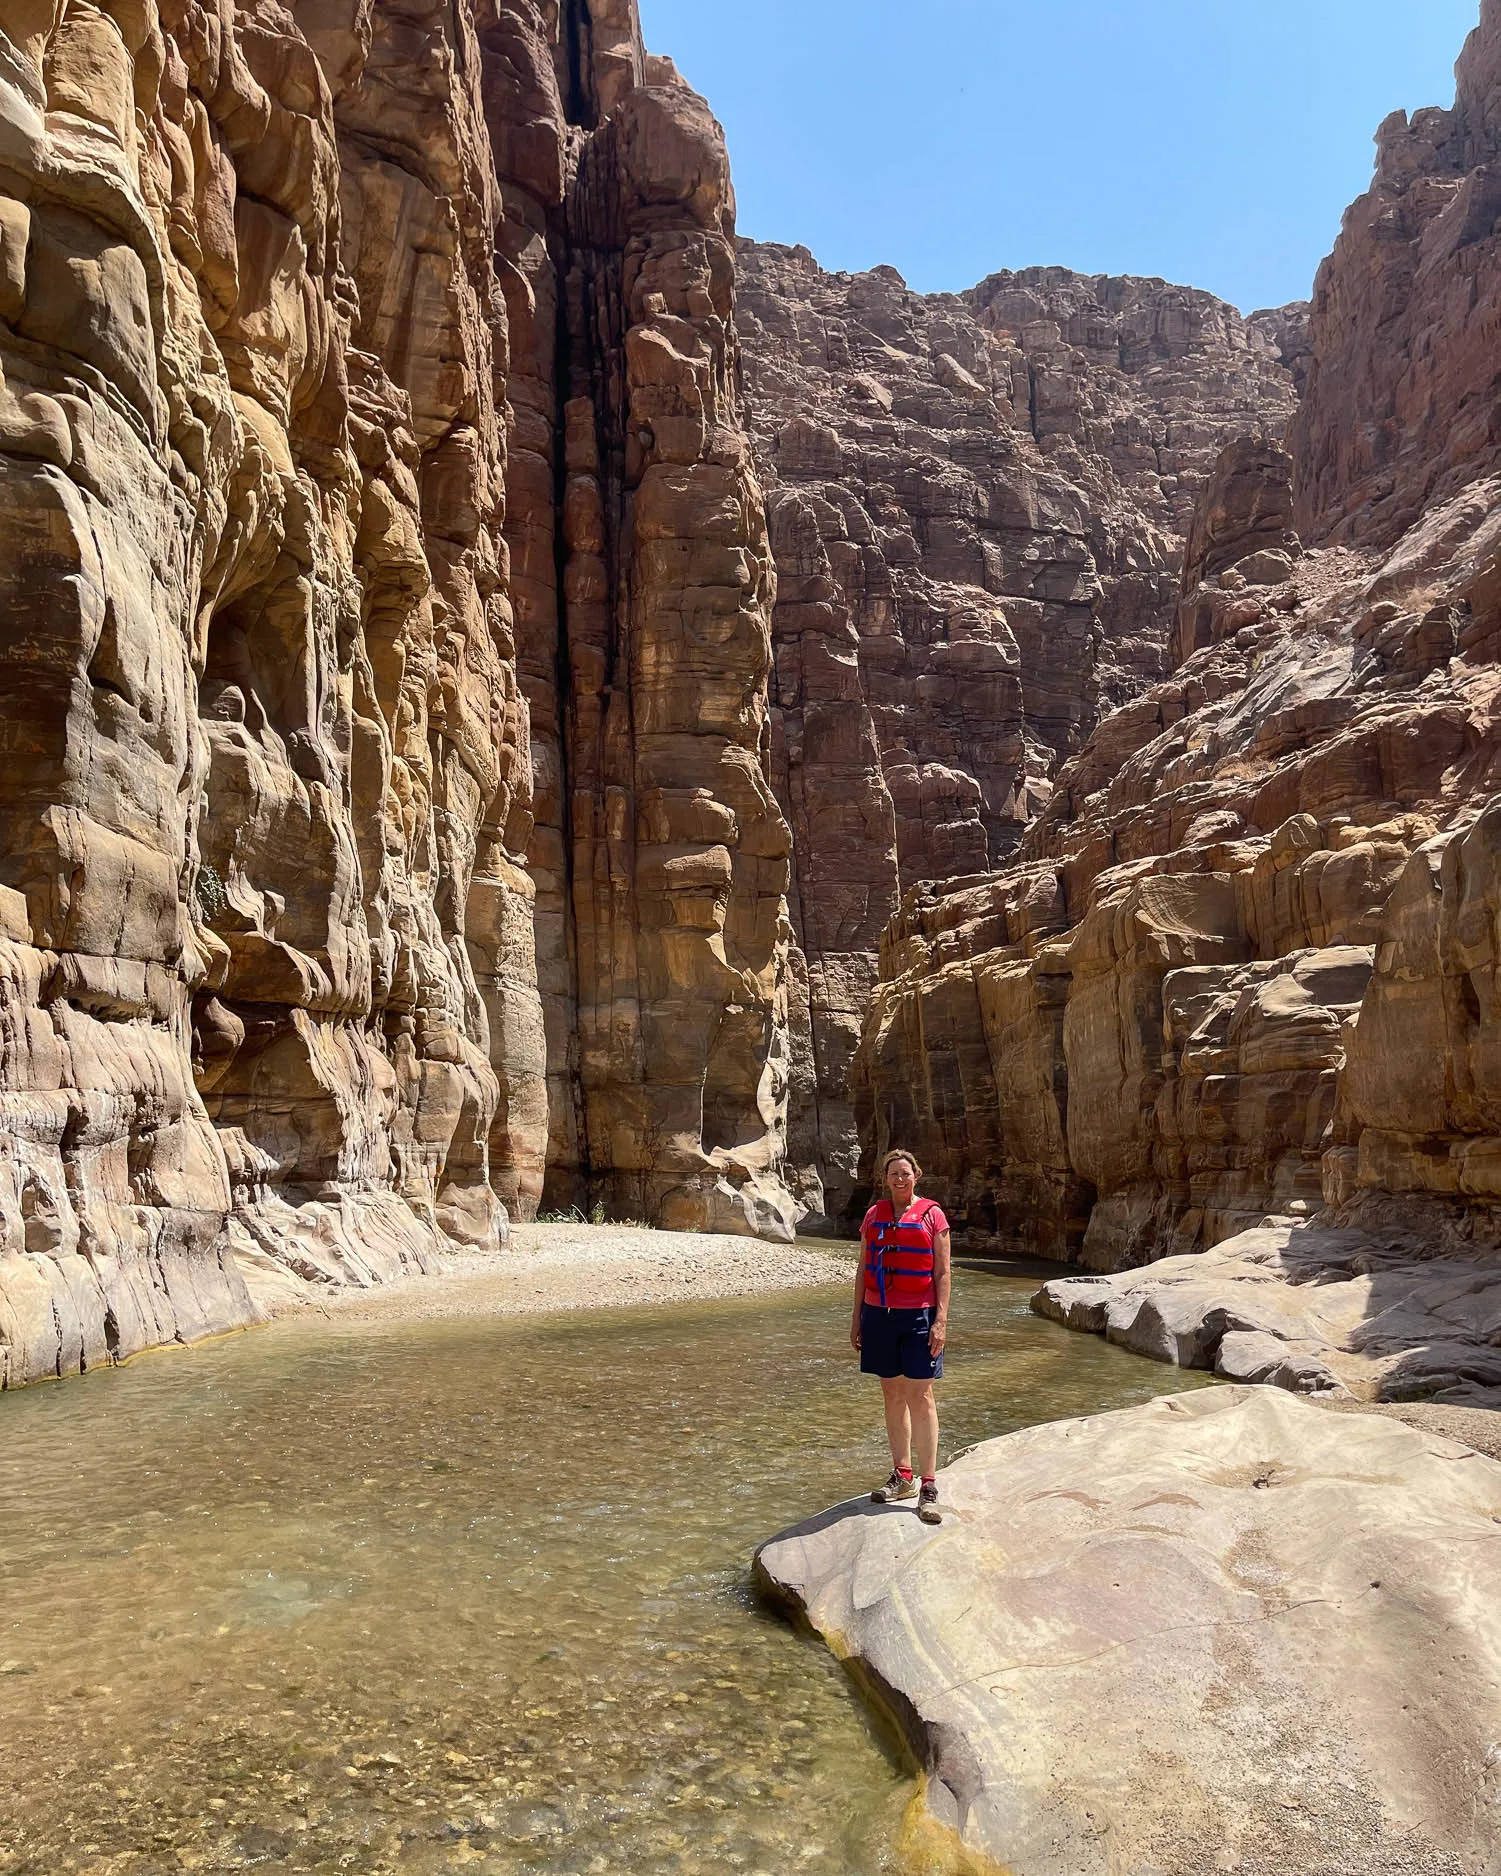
[881, 1148, 923, 1182]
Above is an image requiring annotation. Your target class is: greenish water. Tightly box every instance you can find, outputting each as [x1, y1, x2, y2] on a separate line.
[0, 1260, 1209, 1874]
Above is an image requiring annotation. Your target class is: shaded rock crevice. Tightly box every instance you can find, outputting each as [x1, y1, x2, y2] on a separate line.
[487, 10, 795, 1237]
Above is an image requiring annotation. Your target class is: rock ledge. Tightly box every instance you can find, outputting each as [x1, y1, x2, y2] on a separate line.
[756, 1388, 1501, 1876]
[1034, 1217, 1501, 1407]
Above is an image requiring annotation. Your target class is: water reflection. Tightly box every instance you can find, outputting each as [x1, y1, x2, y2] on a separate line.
[0, 1259, 1208, 1873]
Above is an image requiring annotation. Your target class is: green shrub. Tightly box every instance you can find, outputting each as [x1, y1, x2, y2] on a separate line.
[195, 861, 227, 920]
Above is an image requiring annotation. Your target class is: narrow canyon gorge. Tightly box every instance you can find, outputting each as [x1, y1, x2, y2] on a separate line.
[3, 0, 1501, 1407]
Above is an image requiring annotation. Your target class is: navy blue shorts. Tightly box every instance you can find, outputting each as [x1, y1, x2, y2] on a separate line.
[859, 1302, 943, 1381]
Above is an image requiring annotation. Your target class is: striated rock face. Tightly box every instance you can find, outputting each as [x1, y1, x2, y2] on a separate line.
[1293, 0, 1501, 549]
[855, 471, 1501, 1271]
[0, 0, 540, 1380]
[0, 0, 797, 1384]
[736, 243, 1302, 1222]
[488, 16, 794, 1240]
[757, 1388, 1501, 1876]
[853, 3, 1501, 1286]
[1174, 433, 1301, 663]
[1330, 793, 1501, 1234]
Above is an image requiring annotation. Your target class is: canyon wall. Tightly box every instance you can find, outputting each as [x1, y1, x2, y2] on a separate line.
[0, 0, 796, 1385]
[486, 11, 793, 1240]
[9, 0, 1501, 1387]
[0, 0, 534, 1382]
[735, 245, 1303, 1222]
[854, 0, 1501, 1268]
[1292, 4, 1501, 551]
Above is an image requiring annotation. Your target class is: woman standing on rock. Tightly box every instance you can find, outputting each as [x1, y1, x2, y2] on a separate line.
[851, 1150, 951, 1524]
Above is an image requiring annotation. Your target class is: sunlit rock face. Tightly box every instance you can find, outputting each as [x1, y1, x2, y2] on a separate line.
[850, 0, 1501, 1273]
[757, 1389, 1501, 1872]
[735, 242, 1303, 1224]
[0, 0, 797, 1384]
[484, 12, 794, 1241]
[1292, 0, 1501, 551]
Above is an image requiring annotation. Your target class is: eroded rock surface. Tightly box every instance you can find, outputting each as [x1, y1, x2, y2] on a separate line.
[852, 4, 1501, 1286]
[736, 243, 1303, 1222]
[490, 17, 795, 1240]
[1036, 1221, 1501, 1404]
[854, 471, 1501, 1269]
[1293, 1, 1501, 549]
[0, 0, 539, 1380]
[0, 0, 799, 1384]
[756, 1387, 1501, 1876]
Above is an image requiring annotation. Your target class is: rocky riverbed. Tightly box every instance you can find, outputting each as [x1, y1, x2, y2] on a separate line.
[0, 1260, 1208, 1875]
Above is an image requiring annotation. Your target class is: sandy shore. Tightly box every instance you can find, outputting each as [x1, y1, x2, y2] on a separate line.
[285, 1222, 853, 1325]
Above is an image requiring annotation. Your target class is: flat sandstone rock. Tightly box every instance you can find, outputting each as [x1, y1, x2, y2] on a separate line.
[1034, 1220, 1501, 1406]
[755, 1387, 1501, 1876]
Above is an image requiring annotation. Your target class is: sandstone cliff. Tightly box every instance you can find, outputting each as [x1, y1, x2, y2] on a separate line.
[856, 436, 1501, 1273]
[735, 244, 1303, 1223]
[0, 0, 797, 1385]
[12, 0, 1501, 1394]
[487, 12, 794, 1241]
[854, 1, 1501, 1317]
[0, 0, 534, 1381]
[1293, 3, 1501, 549]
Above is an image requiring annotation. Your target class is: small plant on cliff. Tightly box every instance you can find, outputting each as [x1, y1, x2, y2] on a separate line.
[195, 861, 227, 921]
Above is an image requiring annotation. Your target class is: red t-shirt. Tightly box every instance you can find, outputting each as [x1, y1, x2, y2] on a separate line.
[860, 1199, 949, 1308]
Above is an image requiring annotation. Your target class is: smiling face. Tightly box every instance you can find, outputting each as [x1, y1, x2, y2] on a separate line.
[884, 1157, 917, 1209]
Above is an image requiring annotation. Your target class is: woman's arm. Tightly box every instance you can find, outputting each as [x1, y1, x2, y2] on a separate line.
[930, 1229, 951, 1356]
[851, 1242, 865, 1350]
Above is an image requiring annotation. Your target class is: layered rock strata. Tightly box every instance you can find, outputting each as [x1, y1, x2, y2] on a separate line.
[855, 449, 1501, 1272]
[852, 1, 1501, 1290]
[736, 243, 1302, 1222]
[0, 0, 797, 1384]
[757, 1388, 1501, 1876]
[0, 0, 538, 1382]
[486, 14, 794, 1238]
[1293, 2, 1501, 549]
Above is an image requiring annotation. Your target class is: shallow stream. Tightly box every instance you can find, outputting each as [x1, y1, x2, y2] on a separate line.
[0, 1257, 1209, 1874]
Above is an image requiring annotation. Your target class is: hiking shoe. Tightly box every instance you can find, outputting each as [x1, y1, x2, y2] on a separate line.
[872, 1469, 918, 1504]
[917, 1481, 942, 1525]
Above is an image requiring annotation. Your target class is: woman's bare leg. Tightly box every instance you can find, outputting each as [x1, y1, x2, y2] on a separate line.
[904, 1379, 939, 1479]
[880, 1376, 912, 1471]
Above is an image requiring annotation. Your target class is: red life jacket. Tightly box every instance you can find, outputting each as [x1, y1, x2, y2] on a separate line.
[863, 1199, 943, 1308]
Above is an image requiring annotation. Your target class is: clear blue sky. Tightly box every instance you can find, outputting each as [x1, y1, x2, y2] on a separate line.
[634, 0, 1481, 313]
